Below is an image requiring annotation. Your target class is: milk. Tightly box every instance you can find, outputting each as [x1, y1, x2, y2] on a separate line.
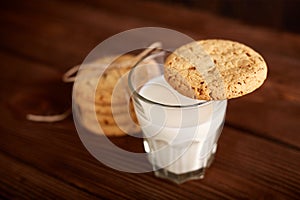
[136, 75, 227, 174]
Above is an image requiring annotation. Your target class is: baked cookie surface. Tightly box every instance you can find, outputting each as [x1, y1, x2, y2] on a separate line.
[164, 39, 268, 100]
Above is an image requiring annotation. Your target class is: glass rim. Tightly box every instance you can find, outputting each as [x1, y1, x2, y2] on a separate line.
[128, 55, 212, 108]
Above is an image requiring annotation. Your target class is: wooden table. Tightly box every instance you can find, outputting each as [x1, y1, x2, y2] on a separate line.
[1, 0, 300, 199]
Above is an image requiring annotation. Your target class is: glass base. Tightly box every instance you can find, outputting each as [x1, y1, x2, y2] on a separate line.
[154, 167, 205, 184]
[153, 152, 215, 184]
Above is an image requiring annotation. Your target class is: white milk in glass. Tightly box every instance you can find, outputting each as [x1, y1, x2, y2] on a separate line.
[136, 75, 227, 174]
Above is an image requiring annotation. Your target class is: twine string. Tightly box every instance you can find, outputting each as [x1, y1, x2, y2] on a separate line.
[26, 42, 163, 122]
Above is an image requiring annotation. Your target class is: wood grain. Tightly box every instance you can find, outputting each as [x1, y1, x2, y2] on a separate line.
[1, 0, 299, 146]
[0, 0, 299, 199]
[0, 152, 98, 199]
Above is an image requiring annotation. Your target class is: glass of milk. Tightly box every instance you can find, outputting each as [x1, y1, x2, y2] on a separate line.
[128, 55, 227, 184]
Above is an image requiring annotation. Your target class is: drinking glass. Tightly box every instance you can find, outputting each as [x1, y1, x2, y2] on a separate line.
[128, 54, 227, 184]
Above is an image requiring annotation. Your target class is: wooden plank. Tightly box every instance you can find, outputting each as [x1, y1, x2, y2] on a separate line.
[0, 120, 219, 199]
[0, 0, 159, 70]
[0, 0, 300, 149]
[226, 52, 300, 149]
[0, 99, 299, 199]
[58, 0, 300, 58]
[214, 127, 300, 199]
[0, 52, 298, 198]
[1, 27, 300, 150]
[1, 0, 300, 94]
[0, 152, 98, 199]
[1, 0, 300, 65]
[0, 1, 299, 198]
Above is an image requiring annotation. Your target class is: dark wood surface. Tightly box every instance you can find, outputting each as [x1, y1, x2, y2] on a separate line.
[1, 0, 300, 199]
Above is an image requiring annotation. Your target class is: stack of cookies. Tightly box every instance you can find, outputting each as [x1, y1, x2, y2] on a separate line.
[74, 54, 146, 136]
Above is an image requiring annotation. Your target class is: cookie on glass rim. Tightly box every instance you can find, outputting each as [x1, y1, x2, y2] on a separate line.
[164, 39, 268, 100]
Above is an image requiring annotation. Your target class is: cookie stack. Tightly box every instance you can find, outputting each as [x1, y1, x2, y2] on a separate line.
[74, 55, 142, 136]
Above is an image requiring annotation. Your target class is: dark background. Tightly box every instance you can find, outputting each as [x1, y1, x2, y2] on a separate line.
[149, 0, 300, 33]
